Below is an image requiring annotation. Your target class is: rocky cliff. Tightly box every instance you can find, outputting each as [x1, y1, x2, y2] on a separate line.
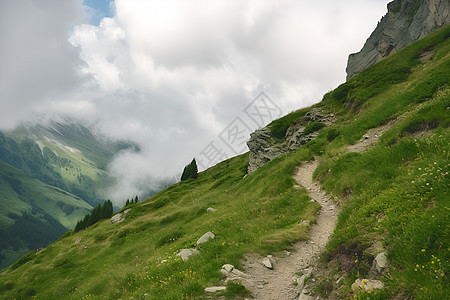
[346, 0, 449, 80]
[247, 108, 334, 173]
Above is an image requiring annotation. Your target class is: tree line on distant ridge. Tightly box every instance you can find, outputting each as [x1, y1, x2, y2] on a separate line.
[74, 200, 113, 232]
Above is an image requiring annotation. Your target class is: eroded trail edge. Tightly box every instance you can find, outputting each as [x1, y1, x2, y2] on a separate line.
[241, 160, 339, 300]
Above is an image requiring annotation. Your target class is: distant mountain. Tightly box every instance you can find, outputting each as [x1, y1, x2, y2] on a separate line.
[0, 120, 138, 269]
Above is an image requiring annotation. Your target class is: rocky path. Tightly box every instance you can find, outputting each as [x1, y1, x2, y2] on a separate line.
[240, 160, 339, 300]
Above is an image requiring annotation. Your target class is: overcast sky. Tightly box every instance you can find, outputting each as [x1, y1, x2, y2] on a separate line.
[0, 0, 391, 202]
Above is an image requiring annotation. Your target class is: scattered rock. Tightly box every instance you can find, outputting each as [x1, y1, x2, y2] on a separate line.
[222, 264, 234, 272]
[196, 231, 215, 245]
[207, 207, 217, 212]
[160, 259, 167, 263]
[177, 248, 200, 261]
[225, 277, 242, 284]
[375, 252, 388, 273]
[204, 286, 226, 293]
[74, 238, 82, 245]
[232, 269, 248, 278]
[298, 293, 314, 300]
[124, 208, 132, 215]
[262, 257, 273, 269]
[220, 269, 229, 276]
[351, 278, 384, 292]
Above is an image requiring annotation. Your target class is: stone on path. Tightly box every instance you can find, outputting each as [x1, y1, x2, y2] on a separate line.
[262, 257, 273, 269]
[196, 231, 215, 245]
[205, 286, 226, 293]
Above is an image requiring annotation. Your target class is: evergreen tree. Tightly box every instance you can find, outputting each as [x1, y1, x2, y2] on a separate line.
[134, 195, 138, 203]
[101, 200, 113, 218]
[125, 199, 129, 206]
[180, 158, 198, 181]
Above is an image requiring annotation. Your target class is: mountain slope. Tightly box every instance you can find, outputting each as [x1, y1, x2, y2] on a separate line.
[0, 24, 448, 300]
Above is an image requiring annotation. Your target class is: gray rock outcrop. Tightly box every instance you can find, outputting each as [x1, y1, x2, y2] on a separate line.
[346, 0, 450, 80]
[247, 108, 334, 173]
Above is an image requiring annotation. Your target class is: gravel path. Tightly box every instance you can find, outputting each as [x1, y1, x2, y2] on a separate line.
[241, 160, 339, 300]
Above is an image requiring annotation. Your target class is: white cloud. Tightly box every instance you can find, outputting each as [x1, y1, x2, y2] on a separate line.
[1, 0, 390, 202]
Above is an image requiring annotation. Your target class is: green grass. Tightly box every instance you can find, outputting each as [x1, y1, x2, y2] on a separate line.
[1, 23, 448, 300]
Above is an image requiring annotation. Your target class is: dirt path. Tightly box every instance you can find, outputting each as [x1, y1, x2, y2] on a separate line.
[240, 160, 339, 300]
[346, 122, 392, 153]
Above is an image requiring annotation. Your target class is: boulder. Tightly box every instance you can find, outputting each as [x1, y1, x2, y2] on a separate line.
[196, 232, 215, 245]
[375, 252, 388, 273]
[110, 213, 125, 224]
[177, 248, 200, 261]
[207, 207, 217, 212]
[124, 208, 132, 215]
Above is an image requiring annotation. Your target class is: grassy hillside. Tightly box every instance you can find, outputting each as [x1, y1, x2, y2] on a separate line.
[0, 25, 448, 300]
